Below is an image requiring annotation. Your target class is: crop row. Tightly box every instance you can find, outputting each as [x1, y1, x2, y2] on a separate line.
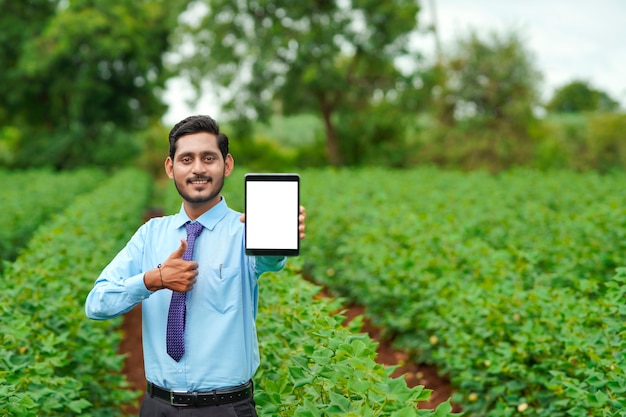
[0, 168, 151, 416]
[301, 167, 626, 416]
[254, 260, 453, 416]
[0, 168, 106, 267]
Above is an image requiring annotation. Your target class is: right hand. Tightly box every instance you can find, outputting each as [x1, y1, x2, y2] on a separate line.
[157, 239, 199, 292]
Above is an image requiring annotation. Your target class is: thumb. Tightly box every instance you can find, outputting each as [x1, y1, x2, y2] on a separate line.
[170, 238, 187, 259]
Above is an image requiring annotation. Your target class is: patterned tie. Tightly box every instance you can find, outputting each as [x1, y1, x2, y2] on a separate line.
[166, 221, 204, 361]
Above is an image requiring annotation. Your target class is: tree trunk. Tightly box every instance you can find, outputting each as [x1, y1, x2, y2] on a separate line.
[321, 107, 343, 166]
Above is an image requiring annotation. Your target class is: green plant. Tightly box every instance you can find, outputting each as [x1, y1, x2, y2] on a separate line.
[0, 167, 105, 268]
[255, 261, 454, 416]
[0, 168, 151, 416]
[301, 166, 626, 416]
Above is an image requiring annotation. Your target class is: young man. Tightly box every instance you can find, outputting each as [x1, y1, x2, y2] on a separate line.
[85, 115, 306, 416]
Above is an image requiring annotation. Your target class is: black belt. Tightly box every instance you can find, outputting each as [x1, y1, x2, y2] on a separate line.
[147, 380, 253, 407]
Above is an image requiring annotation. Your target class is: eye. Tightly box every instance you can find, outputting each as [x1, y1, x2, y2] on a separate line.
[205, 156, 216, 162]
[181, 157, 192, 163]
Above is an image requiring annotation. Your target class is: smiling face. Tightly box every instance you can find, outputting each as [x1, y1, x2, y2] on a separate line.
[165, 132, 234, 219]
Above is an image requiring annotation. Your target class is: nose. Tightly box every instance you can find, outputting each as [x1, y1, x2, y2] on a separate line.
[191, 158, 206, 174]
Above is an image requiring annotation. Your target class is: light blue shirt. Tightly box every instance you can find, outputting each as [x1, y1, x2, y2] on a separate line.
[85, 198, 285, 391]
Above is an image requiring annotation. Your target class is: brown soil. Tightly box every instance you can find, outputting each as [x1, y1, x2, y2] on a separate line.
[119, 304, 145, 415]
[339, 303, 461, 412]
[119, 296, 460, 414]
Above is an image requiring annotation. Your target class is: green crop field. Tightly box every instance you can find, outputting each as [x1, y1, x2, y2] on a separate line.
[3, 166, 626, 416]
[299, 167, 626, 416]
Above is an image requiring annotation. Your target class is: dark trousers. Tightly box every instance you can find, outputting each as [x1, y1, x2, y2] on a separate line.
[139, 395, 258, 417]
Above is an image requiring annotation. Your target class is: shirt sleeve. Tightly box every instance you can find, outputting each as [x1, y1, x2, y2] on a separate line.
[253, 256, 286, 277]
[85, 225, 153, 320]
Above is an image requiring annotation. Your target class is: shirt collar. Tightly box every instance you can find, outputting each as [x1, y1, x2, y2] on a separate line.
[173, 197, 229, 231]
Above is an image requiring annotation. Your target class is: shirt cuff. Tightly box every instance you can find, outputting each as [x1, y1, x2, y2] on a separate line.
[255, 256, 286, 274]
[126, 273, 153, 299]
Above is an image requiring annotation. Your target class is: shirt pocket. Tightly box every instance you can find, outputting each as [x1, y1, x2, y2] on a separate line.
[200, 265, 242, 314]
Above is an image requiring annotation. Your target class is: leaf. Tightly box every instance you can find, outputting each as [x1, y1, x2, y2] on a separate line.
[328, 390, 351, 413]
[67, 399, 91, 413]
[432, 400, 453, 417]
[288, 366, 314, 388]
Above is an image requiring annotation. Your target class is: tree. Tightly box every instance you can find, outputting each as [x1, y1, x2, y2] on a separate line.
[436, 30, 541, 125]
[425, 30, 543, 170]
[546, 80, 620, 113]
[0, 0, 60, 124]
[0, 0, 190, 169]
[177, 0, 431, 166]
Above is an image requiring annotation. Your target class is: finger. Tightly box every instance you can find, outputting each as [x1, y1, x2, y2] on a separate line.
[170, 238, 187, 259]
[185, 277, 197, 291]
[298, 207, 306, 240]
[240, 213, 245, 223]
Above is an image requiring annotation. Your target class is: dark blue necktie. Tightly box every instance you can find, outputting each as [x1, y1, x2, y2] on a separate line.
[166, 221, 203, 361]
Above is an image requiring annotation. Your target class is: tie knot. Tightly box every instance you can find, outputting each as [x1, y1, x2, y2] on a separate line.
[185, 221, 204, 238]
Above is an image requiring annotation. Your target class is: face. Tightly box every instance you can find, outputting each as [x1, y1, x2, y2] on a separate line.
[165, 132, 234, 215]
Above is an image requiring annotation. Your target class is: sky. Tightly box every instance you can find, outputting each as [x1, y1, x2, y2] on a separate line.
[163, 0, 626, 124]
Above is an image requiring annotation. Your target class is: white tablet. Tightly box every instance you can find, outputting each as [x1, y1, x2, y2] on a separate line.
[245, 173, 300, 256]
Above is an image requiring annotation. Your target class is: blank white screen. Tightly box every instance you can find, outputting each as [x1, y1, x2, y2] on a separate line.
[246, 180, 298, 250]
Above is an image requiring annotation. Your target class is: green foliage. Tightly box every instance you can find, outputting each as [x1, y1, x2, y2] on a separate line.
[255, 263, 454, 416]
[547, 80, 620, 113]
[224, 115, 328, 170]
[0, 168, 152, 416]
[535, 113, 626, 172]
[0, 0, 190, 169]
[230, 135, 299, 172]
[422, 30, 542, 171]
[135, 120, 172, 178]
[302, 167, 626, 416]
[441, 30, 541, 121]
[0, 124, 21, 166]
[335, 101, 421, 168]
[0, 168, 106, 268]
[253, 114, 324, 148]
[178, 0, 431, 165]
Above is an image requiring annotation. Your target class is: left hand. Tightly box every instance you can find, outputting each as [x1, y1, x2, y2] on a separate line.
[240, 205, 307, 239]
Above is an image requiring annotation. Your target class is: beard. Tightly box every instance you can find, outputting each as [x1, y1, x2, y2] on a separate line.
[173, 173, 225, 204]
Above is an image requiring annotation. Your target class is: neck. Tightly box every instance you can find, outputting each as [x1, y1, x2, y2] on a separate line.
[183, 196, 222, 220]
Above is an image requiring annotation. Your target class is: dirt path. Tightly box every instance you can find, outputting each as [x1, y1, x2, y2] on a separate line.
[119, 304, 144, 415]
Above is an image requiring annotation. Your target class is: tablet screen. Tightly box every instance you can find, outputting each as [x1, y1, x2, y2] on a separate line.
[245, 173, 300, 256]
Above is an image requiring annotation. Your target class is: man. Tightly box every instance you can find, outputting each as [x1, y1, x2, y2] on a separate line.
[85, 115, 306, 416]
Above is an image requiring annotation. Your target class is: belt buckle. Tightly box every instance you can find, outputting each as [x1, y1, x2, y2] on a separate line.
[170, 391, 192, 407]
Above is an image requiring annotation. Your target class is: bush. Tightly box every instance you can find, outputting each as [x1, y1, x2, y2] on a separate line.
[535, 113, 626, 172]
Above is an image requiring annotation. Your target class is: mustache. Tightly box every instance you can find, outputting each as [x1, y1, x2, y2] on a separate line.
[187, 175, 212, 183]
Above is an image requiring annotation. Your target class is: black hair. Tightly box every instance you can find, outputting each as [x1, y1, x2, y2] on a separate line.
[168, 115, 229, 160]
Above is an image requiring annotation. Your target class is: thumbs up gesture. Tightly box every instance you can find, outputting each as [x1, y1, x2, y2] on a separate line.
[144, 239, 199, 292]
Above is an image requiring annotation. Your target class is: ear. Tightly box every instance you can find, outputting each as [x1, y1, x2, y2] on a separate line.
[165, 157, 174, 179]
[224, 154, 234, 177]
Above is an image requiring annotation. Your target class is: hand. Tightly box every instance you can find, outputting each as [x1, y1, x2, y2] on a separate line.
[154, 239, 199, 292]
[298, 205, 306, 239]
[240, 205, 307, 239]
